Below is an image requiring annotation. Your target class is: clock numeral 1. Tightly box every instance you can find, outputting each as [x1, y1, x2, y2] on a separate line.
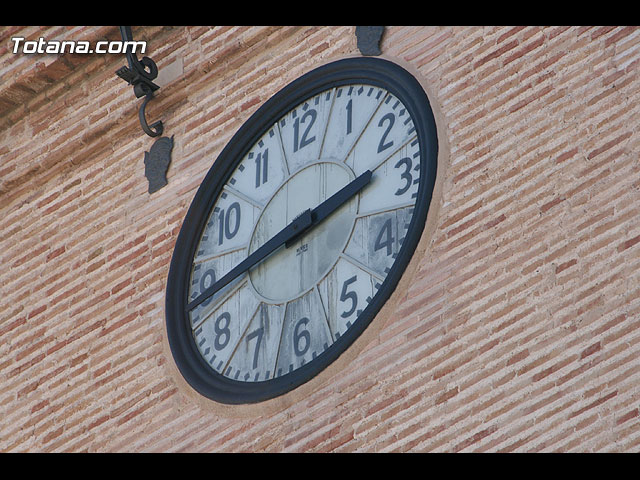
[345, 99, 353, 135]
[218, 201, 241, 245]
[254, 148, 268, 188]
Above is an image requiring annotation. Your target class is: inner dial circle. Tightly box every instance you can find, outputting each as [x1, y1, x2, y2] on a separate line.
[248, 161, 357, 303]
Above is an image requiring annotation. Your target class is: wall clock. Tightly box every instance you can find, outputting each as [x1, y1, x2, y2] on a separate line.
[166, 57, 438, 404]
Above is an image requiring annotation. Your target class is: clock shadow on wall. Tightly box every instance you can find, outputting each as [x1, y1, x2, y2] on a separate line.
[165, 55, 439, 405]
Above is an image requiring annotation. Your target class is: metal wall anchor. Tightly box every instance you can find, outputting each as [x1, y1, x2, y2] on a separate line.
[115, 26, 163, 137]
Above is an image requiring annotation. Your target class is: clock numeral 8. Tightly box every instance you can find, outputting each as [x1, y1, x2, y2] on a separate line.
[214, 312, 231, 350]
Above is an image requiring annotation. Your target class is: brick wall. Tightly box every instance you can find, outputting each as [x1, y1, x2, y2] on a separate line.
[1, 26, 638, 452]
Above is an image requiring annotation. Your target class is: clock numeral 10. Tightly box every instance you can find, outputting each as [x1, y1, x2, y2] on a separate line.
[218, 202, 241, 245]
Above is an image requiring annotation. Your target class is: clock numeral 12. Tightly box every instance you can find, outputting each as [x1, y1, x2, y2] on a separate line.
[292, 109, 317, 152]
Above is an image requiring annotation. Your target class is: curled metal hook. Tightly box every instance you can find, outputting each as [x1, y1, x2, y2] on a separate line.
[116, 26, 164, 138]
[139, 93, 164, 137]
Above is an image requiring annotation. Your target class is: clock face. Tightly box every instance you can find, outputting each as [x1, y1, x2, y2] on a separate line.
[166, 57, 438, 404]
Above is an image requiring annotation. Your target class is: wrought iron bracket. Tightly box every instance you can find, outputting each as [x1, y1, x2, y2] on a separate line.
[115, 26, 163, 137]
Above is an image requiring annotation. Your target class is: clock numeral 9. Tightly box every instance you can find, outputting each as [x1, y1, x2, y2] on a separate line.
[199, 269, 216, 307]
[218, 201, 241, 245]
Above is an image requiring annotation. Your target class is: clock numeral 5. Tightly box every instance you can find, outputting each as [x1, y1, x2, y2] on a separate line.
[340, 275, 359, 318]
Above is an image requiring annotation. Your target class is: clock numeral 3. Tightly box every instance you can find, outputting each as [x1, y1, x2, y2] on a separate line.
[394, 157, 413, 196]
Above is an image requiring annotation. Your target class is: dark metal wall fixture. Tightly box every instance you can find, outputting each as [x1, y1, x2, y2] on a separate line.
[116, 26, 173, 194]
[115, 26, 163, 137]
[355, 26, 385, 56]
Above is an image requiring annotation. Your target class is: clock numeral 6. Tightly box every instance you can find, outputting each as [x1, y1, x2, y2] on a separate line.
[293, 317, 311, 357]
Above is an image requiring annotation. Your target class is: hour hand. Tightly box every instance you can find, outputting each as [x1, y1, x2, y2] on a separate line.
[285, 169, 372, 247]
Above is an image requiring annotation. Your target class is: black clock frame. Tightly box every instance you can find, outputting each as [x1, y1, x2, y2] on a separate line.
[165, 57, 438, 404]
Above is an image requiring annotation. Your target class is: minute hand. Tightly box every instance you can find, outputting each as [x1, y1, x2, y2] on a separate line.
[186, 169, 372, 312]
[187, 209, 313, 312]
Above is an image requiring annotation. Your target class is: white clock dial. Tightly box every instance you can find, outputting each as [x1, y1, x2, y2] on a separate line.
[186, 83, 421, 383]
[166, 57, 437, 404]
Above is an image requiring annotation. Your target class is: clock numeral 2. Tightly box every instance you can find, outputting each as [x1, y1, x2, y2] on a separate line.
[377, 112, 395, 154]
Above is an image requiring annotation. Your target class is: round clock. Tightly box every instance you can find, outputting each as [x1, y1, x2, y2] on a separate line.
[166, 57, 438, 404]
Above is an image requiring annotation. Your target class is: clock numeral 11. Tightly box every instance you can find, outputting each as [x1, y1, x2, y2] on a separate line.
[254, 148, 268, 188]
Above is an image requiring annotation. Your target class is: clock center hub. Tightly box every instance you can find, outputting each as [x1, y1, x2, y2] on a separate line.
[248, 161, 357, 303]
